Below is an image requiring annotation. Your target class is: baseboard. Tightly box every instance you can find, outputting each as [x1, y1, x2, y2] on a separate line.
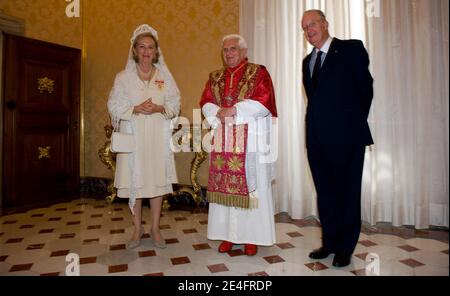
[80, 177, 208, 207]
[80, 177, 111, 194]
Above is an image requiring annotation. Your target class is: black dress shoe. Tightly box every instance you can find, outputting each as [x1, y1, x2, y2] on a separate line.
[332, 254, 351, 267]
[309, 247, 333, 259]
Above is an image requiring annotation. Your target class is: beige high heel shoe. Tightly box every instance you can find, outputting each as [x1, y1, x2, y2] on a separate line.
[150, 231, 167, 249]
[152, 238, 167, 249]
[127, 228, 144, 250]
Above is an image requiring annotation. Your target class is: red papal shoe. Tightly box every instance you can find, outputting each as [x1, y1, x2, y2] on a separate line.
[244, 244, 258, 256]
[218, 241, 233, 253]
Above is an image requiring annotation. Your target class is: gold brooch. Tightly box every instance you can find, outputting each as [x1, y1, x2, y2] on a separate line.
[155, 80, 165, 90]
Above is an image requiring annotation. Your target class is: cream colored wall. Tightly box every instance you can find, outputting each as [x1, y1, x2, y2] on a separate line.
[0, 0, 239, 182]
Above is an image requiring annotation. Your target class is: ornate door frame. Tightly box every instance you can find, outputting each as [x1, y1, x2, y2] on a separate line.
[0, 11, 24, 209]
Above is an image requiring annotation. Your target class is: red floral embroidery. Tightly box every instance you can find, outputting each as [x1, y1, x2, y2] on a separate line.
[207, 125, 249, 198]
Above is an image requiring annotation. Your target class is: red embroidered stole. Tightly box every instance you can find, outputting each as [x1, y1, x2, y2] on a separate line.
[206, 63, 260, 209]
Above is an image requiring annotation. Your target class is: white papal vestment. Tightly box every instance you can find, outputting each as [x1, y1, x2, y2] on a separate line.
[203, 100, 277, 246]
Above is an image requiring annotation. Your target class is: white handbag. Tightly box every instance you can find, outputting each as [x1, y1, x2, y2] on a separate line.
[110, 129, 135, 153]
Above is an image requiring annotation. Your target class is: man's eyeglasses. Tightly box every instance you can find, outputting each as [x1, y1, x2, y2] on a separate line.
[302, 19, 322, 32]
[223, 47, 240, 54]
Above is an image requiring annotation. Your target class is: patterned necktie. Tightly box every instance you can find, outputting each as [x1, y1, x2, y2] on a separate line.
[312, 50, 323, 91]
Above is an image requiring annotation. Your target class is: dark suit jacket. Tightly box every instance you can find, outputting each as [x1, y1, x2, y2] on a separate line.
[303, 38, 374, 147]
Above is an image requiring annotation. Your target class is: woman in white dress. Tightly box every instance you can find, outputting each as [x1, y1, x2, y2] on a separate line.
[107, 24, 180, 249]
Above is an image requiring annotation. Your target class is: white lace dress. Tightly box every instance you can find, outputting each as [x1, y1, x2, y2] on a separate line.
[108, 67, 180, 199]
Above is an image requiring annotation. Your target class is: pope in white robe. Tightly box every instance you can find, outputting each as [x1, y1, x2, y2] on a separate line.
[200, 34, 278, 256]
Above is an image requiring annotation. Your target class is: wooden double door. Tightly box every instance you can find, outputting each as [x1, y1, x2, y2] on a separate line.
[2, 33, 81, 208]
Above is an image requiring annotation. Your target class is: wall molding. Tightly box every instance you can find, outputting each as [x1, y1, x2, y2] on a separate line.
[0, 11, 25, 35]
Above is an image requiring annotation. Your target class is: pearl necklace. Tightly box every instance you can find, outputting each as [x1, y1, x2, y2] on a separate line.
[137, 64, 156, 82]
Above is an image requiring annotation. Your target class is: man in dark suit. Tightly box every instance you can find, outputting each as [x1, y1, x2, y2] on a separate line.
[301, 10, 374, 267]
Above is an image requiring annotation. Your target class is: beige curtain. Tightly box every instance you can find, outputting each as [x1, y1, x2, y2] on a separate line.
[240, 0, 449, 228]
[364, 0, 449, 228]
[241, 0, 315, 219]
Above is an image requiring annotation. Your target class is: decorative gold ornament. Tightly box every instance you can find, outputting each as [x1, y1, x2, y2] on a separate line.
[38, 146, 51, 160]
[213, 155, 226, 170]
[228, 155, 243, 172]
[37, 77, 55, 94]
[98, 125, 117, 203]
[172, 125, 208, 207]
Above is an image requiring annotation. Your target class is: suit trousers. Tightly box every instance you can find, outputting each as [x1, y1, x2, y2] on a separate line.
[307, 138, 366, 256]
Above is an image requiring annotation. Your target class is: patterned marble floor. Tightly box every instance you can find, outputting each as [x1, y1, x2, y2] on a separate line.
[0, 198, 448, 276]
